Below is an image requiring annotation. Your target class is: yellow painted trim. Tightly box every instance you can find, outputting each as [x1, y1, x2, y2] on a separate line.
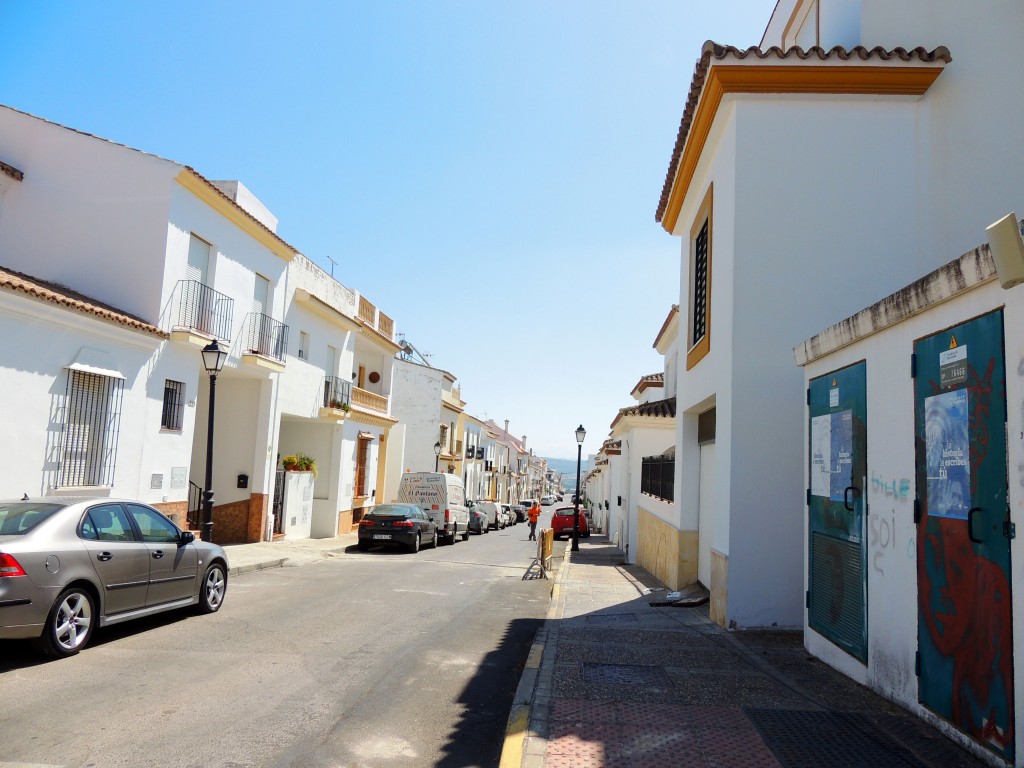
[686, 184, 713, 370]
[176, 170, 298, 261]
[357, 323, 403, 353]
[347, 408, 399, 429]
[241, 352, 286, 373]
[498, 705, 529, 768]
[295, 289, 362, 331]
[661, 64, 945, 233]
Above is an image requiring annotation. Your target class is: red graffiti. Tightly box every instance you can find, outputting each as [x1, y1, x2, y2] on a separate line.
[919, 518, 1013, 749]
[919, 358, 1012, 752]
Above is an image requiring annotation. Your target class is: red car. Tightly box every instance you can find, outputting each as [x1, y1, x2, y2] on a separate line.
[550, 506, 590, 540]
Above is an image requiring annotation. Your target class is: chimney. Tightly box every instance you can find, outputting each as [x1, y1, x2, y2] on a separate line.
[210, 180, 279, 233]
[504, 419, 509, 437]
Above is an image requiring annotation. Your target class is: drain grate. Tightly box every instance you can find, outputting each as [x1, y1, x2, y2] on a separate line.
[745, 709, 931, 768]
[584, 663, 672, 687]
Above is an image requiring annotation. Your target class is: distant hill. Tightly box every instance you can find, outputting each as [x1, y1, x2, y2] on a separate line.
[543, 457, 592, 484]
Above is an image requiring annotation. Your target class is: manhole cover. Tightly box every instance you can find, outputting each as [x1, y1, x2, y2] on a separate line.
[745, 709, 931, 768]
[584, 663, 672, 686]
[585, 613, 638, 623]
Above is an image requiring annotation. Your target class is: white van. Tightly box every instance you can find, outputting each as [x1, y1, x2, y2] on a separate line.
[396, 472, 471, 544]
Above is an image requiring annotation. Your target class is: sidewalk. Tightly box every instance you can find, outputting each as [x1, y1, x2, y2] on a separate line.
[503, 536, 989, 768]
[223, 533, 356, 575]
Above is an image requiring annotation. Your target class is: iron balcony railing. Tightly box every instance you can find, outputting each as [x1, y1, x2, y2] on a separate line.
[640, 456, 674, 502]
[173, 280, 234, 341]
[187, 480, 203, 531]
[323, 376, 352, 409]
[245, 312, 289, 362]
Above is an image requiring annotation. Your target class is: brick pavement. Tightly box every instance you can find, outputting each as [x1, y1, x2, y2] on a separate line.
[506, 537, 991, 768]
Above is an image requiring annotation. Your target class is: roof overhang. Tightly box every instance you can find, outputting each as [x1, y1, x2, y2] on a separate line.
[295, 289, 362, 332]
[176, 169, 300, 262]
[657, 44, 950, 234]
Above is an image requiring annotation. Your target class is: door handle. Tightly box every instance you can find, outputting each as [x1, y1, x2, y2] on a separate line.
[152, 550, 165, 559]
[97, 552, 113, 562]
[844, 486, 860, 512]
[967, 507, 984, 543]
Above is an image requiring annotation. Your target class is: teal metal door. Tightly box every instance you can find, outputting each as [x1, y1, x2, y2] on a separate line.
[914, 310, 1013, 760]
[808, 361, 867, 662]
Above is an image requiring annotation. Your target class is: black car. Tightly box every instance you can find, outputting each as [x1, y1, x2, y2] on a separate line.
[357, 503, 438, 553]
[511, 504, 527, 522]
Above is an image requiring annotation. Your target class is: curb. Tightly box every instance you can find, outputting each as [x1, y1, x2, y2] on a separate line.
[230, 558, 287, 576]
[498, 545, 574, 768]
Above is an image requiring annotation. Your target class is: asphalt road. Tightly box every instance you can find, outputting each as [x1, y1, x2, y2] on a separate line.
[0, 512, 560, 768]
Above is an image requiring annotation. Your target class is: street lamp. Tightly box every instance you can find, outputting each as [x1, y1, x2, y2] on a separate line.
[434, 441, 442, 472]
[200, 339, 228, 543]
[572, 424, 586, 552]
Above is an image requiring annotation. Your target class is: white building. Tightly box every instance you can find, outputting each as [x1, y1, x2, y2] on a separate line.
[656, 0, 1024, 629]
[390, 358, 464, 478]
[0, 105, 298, 540]
[276, 255, 400, 538]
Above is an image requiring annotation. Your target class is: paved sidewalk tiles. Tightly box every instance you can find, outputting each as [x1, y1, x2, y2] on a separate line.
[514, 539, 991, 768]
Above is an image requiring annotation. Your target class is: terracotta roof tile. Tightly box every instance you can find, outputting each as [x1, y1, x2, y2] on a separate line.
[611, 396, 677, 429]
[0, 266, 166, 337]
[655, 43, 952, 223]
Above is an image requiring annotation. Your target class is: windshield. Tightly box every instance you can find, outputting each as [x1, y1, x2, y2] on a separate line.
[0, 503, 62, 535]
[368, 504, 416, 517]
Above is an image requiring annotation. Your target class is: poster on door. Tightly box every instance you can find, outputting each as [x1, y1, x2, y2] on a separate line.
[925, 389, 971, 519]
[810, 410, 852, 500]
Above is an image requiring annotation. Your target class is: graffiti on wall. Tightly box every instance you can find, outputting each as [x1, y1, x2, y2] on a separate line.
[868, 509, 915, 576]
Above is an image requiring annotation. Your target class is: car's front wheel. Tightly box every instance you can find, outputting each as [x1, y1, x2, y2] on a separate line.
[36, 586, 95, 658]
[198, 562, 227, 614]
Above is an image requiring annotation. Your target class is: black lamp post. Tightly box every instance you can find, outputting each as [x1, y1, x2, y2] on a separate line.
[572, 424, 586, 552]
[200, 340, 228, 542]
[434, 441, 442, 472]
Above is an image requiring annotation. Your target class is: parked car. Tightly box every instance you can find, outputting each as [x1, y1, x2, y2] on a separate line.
[511, 504, 527, 523]
[0, 497, 228, 659]
[358, 503, 438, 553]
[540, 495, 555, 506]
[476, 501, 504, 530]
[556, 494, 564, 502]
[469, 507, 489, 534]
[550, 505, 591, 540]
[396, 472, 470, 544]
[520, 498, 538, 513]
[501, 505, 517, 526]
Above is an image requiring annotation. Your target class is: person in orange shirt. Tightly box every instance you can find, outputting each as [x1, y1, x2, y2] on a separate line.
[528, 502, 541, 541]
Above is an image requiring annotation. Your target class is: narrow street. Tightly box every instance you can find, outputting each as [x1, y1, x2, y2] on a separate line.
[0, 515, 560, 768]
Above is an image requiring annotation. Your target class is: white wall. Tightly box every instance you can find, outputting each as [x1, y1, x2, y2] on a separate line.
[390, 360, 443, 474]
[0, 106, 177, 324]
[0, 291, 193, 504]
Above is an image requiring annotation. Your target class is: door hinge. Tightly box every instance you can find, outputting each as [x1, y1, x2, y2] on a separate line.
[1004, 521, 1016, 540]
[910, 353, 917, 379]
[806, 590, 811, 609]
[806, 488, 811, 506]
[806, 388, 811, 406]
[914, 499, 921, 524]
[915, 651, 921, 677]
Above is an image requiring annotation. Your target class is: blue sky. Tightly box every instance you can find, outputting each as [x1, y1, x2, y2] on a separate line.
[0, 1, 769, 459]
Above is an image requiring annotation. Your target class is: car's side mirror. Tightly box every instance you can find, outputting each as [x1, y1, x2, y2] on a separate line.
[178, 531, 196, 546]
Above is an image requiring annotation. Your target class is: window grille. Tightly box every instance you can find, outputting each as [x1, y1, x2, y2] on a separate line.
[58, 370, 124, 487]
[161, 380, 185, 431]
[692, 218, 709, 345]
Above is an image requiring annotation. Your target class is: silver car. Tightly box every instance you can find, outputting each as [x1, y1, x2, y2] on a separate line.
[0, 498, 229, 658]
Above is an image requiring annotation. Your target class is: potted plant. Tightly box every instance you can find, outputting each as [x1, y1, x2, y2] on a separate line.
[296, 452, 318, 478]
[282, 454, 299, 471]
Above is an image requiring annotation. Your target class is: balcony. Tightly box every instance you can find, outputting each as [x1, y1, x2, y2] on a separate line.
[319, 376, 352, 420]
[241, 312, 288, 372]
[357, 295, 396, 342]
[169, 280, 234, 346]
[351, 386, 388, 414]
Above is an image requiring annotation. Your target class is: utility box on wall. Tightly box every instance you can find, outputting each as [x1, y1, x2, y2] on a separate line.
[280, 470, 315, 540]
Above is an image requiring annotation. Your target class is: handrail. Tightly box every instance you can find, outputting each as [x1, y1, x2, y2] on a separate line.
[245, 312, 289, 362]
[172, 280, 234, 341]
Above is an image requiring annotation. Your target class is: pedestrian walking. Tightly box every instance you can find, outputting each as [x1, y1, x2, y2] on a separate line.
[528, 501, 540, 540]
